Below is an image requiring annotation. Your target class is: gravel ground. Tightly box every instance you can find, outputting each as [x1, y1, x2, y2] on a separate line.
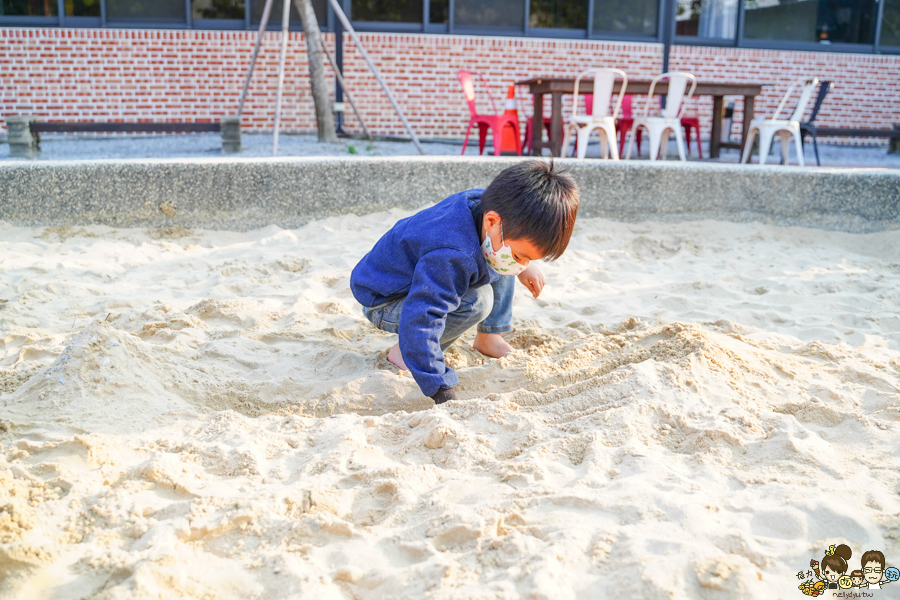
[1, 131, 898, 168]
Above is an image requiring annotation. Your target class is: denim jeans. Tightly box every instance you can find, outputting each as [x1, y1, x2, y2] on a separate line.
[362, 274, 515, 348]
[478, 274, 514, 334]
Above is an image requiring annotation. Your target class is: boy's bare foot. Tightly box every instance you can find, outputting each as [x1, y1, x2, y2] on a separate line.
[387, 343, 408, 371]
[473, 332, 514, 358]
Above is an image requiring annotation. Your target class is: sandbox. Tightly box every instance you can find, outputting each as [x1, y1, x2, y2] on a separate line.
[1, 159, 899, 599]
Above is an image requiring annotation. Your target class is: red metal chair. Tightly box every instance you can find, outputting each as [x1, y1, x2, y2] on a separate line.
[520, 85, 555, 155]
[616, 95, 642, 157]
[681, 115, 702, 158]
[524, 116, 552, 154]
[458, 70, 522, 156]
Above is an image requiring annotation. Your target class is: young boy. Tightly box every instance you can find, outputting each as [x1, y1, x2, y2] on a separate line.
[350, 160, 579, 405]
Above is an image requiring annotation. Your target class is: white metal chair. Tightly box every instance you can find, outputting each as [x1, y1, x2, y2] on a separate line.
[741, 76, 819, 167]
[561, 68, 628, 159]
[625, 72, 697, 161]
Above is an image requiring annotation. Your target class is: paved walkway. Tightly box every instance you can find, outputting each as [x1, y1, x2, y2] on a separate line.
[1, 132, 898, 169]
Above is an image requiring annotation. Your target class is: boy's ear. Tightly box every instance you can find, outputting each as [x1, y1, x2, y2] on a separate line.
[483, 210, 502, 230]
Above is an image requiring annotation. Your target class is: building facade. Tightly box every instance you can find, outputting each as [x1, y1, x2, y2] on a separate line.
[2, 0, 899, 143]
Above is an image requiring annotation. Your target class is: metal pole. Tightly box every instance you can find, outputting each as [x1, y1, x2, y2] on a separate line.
[272, 0, 292, 156]
[320, 37, 372, 140]
[237, 0, 276, 117]
[660, 0, 674, 109]
[661, 0, 672, 74]
[333, 0, 345, 133]
[325, 0, 425, 154]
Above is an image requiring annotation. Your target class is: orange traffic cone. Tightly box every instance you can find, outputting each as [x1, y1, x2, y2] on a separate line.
[500, 85, 520, 155]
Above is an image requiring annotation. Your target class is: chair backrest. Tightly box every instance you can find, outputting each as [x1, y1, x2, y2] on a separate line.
[771, 76, 819, 122]
[572, 68, 628, 121]
[643, 72, 697, 119]
[621, 94, 633, 119]
[805, 80, 833, 124]
[457, 70, 499, 117]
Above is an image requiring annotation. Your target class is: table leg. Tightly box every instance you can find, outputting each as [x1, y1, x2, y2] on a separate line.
[550, 92, 563, 157]
[532, 93, 544, 156]
[741, 95, 756, 156]
[710, 95, 723, 159]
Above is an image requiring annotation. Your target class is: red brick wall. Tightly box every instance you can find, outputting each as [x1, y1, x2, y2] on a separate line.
[0, 28, 334, 135]
[337, 34, 661, 140]
[2, 27, 899, 146]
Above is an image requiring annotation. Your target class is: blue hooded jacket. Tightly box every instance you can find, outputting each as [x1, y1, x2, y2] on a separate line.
[350, 189, 498, 396]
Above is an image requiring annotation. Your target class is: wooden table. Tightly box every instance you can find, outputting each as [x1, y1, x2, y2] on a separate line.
[516, 78, 769, 158]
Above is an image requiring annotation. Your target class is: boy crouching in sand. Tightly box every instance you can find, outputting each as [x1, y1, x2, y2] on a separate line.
[350, 161, 579, 405]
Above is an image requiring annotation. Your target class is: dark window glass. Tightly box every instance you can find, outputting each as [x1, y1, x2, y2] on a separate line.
[66, 0, 100, 16]
[530, 0, 586, 28]
[455, 0, 525, 28]
[430, 0, 448, 23]
[676, 0, 737, 38]
[816, 0, 876, 43]
[592, 0, 657, 35]
[352, 0, 422, 21]
[251, 0, 326, 25]
[107, 0, 183, 20]
[743, 0, 876, 44]
[1, 0, 58, 16]
[252, 0, 299, 23]
[193, 0, 243, 19]
[883, 0, 900, 45]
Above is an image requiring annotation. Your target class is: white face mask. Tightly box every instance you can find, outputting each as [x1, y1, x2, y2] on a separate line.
[481, 223, 527, 276]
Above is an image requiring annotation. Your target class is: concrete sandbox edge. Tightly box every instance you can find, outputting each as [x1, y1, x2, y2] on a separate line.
[0, 156, 898, 233]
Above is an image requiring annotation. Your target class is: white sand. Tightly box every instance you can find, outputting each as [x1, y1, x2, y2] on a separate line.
[1, 213, 899, 599]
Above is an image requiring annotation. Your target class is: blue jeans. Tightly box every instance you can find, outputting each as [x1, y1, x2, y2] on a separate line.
[478, 274, 514, 334]
[362, 275, 515, 348]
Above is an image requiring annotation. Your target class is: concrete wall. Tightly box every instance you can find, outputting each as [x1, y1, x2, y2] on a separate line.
[1, 157, 898, 233]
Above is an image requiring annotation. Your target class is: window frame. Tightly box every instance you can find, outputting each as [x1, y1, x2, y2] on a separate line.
[875, 0, 900, 53]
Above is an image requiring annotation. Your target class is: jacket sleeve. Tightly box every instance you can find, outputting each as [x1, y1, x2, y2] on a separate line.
[398, 248, 478, 397]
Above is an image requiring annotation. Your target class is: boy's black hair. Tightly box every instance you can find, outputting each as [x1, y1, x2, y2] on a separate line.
[480, 160, 579, 261]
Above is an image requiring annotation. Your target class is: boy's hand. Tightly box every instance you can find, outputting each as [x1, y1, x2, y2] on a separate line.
[517, 263, 545, 298]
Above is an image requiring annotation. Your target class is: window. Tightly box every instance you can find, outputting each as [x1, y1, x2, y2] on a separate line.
[106, 0, 184, 20]
[592, 0, 658, 36]
[66, 0, 100, 16]
[1, 0, 58, 16]
[530, 0, 587, 29]
[352, 0, 422, 21]
[743, 0, 820, 41]
[676, 0, 738, 39]
[454, 0, 525, 28]
[817, 0, 876, 43]
[192, 0, 243, 19]
[743, 0, 877, 44]
[250, 0, 326, 25]
[429, 0, 448, 23]
[883, 0, 900, 46]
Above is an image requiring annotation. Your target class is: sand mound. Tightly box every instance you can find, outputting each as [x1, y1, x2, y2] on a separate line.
[4, 320, 200, 433]
[1, 216, 899, 599]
